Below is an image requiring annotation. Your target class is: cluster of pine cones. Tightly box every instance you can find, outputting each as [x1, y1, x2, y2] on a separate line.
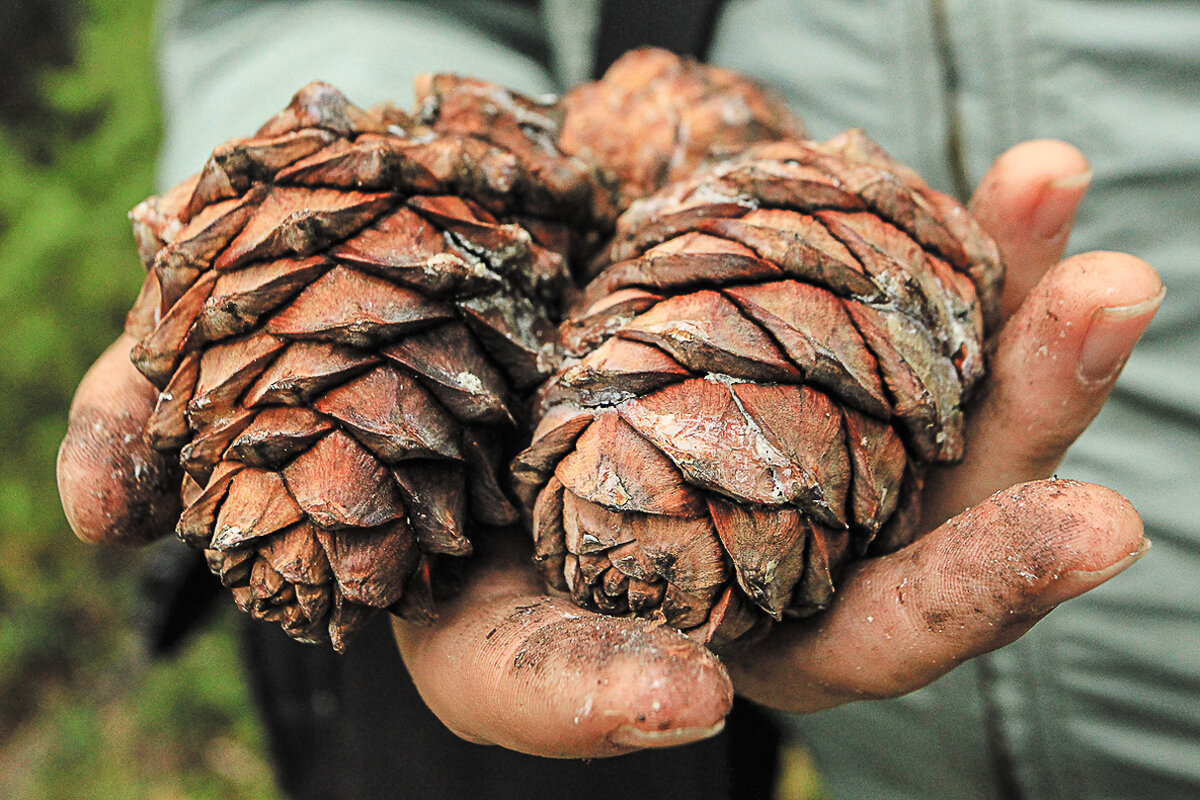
[122, 49, 1001, 651]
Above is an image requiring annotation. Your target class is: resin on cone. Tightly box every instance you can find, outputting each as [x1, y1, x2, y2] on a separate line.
[514, 132, 1003, 647]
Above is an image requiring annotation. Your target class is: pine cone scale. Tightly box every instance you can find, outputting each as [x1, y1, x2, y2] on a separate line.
[210, 467, 304, 550]
[707, 499, 810, 620]
[455, 293, 555, 390]
[154, 188, 265, 304]
[614, 379, 843, 525]
[179, 409, 256, 484]
[226, 407, 335, 467]
[131, 270, 217, 387]
[380, 322, 515, 426]
[312, 365, 463, 463]
[699, 214, 885, 301]
[242, 341, 378, 408]
[177, 461, 244, 546]
[729, 382, 850, 525]
[724, 281, 890, 417]
[280, 430, 405, 530]
[263, 264, 456, 347]
[583, 249, 782, 306]
[210, 187, 393, 272]
[328, 208, 503, 297]
[199, 255, 330, 341]
[616, 291, 801, 382]
[186, 128, 338, 217]
[188, 332, 286, 426]
[313, 521, 416, 609]
[145, 351, 200, 449]
[553, 412, 706, 518]
[391, 462, 471, 556]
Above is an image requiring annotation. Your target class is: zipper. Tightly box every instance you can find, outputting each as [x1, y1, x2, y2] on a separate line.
[931, 4, 1028, 795]
[929, 0, 973, 200]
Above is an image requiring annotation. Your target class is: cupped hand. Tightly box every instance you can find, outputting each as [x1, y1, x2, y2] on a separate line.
[395, 140, 1162, 749]
[58, 141, 1163, 759]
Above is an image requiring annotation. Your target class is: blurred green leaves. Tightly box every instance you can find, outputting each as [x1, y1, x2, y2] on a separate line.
[0, 0, 277, 797]
[0, 0, 158, 546]
[0, 0, 159, 706]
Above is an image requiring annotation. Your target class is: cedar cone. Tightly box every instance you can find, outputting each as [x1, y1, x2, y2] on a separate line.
[115, 50, 799, 651]
[125, 79, 601, 651]
[513, 131, 1003, 647]
[562, 47, 805, 219]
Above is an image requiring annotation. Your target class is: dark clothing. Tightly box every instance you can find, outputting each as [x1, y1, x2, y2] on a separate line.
[243, 614, 778, 800]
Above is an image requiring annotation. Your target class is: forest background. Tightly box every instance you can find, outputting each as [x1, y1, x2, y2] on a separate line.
[0, 1, 279, 797]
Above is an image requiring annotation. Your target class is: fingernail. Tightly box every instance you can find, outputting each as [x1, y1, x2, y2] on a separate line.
[1050, 170, 1094, 190]
[1033, 537, 1151, 612]
[1078, 286, 1165, 384]
[1034, 169, 1092, 240]
[610, 719, 725, 748]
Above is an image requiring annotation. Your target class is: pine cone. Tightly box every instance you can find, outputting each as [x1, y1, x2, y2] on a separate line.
[114, 52, 815, 652]
[514, 131, 1003, 647]
[562, 47, 804, 218]
[126, 80, 601, 651]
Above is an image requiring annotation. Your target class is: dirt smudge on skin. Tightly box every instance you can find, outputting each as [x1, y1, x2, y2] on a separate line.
[60, 404, 182, 545]
[509, 600, 682, 673]
[500, 598, 723, 693]
[899, 479, 1096, 635]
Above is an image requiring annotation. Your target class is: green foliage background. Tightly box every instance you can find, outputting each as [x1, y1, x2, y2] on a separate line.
[0, 1, 278, 797]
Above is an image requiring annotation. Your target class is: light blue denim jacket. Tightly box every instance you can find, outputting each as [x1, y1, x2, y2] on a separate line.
[157, 2, 1200, 798]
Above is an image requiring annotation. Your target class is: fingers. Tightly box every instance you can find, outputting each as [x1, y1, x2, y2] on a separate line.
[921, 251, 1163, 529]
[57, 334, 181, 546]
[726, 479, 1148, 712]
[392, 536, 732, 758]
[968, 139, 1093, 320]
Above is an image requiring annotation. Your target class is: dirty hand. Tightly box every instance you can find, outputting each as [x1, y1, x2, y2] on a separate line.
[58, 141, 1162, 759]
[391, 140, 1162, 755]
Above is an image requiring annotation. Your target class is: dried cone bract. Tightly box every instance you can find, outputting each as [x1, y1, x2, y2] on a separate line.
[515, 131, 1003, 646]
[128, 80, 602, 650]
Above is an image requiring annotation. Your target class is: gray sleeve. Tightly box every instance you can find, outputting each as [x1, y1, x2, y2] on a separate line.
[154, 0, 557, 187]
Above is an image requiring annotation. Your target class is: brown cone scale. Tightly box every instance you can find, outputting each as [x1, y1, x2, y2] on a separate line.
[516, 133, 1002, 647]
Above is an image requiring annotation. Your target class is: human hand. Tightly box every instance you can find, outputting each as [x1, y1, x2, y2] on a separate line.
[57, 141, 1163, 759]
[390, 140, 1163, 751]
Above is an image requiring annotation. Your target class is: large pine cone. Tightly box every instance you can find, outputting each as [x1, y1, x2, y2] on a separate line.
[514, 131, 1003, 647]
[126, 80, 601, 651]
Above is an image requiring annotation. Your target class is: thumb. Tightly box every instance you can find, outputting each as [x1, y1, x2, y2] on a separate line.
[57, 334, 182, 546]
[392, 537, 732, 758]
